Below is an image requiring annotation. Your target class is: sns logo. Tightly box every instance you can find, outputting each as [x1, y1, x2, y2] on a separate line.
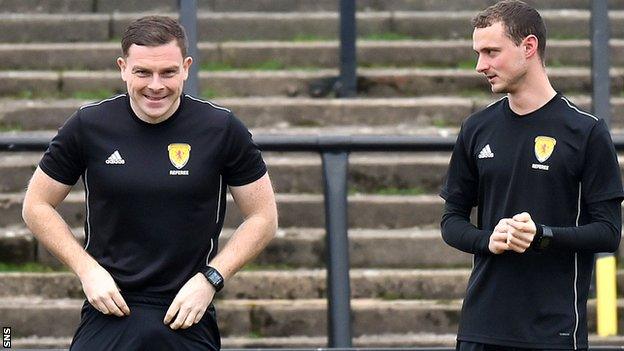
[3, 327, 10, 348]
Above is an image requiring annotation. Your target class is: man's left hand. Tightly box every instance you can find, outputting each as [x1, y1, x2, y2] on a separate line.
[506, 212, 537, 253]
[164, 273, 215, 329]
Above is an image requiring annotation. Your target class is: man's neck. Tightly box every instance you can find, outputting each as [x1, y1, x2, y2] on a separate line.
[130, 97, 180, 124]
[507, 67, 557, 116]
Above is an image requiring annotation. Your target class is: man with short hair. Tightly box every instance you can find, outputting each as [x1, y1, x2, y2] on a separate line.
[440, 1, 624, 350]
[22, 16, 277, 350]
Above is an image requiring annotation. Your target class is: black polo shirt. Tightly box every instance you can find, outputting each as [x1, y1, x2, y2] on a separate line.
[441, 93, 624, 349]
[40, 94, 267, 296]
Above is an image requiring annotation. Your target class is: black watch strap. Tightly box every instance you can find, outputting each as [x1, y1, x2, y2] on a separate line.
[202, 266, 224, 292]
[531, 224, 553, 251]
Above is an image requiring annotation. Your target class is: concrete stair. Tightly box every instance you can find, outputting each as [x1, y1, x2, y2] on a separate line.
[2, 1, 624, 349]
[1, 226, 471, 268]
[3, 296, 624, 341]
[2, 96, 624, 132]
[1, 11, 624, 43]
[1, 68, 623, 98]
[1, 40, 624, 70]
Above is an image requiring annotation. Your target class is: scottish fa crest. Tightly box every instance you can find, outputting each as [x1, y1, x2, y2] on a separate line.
[534, 136, 556, 163]
[168, 143, 191, 169]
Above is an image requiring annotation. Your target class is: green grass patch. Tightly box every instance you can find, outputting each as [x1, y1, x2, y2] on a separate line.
[200, 59, 321, 72]
[292, 33, 333, 42]
[242, 263, 298, 271]
[361, 32, 414, 41]
[457, 89, 496, 98]
[0, 122, 23, 132]
[71, 89, 118, 100]
[349, 186, 427, 196]
[201, 88, 220, 99]
[0, 262, 66, 272]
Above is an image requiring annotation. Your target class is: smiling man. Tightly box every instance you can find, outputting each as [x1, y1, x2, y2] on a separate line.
[440, 1, 624, 350]
[22, 16, 277, 350]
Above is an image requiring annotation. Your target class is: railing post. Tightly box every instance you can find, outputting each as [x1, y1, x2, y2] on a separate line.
[591, 0, 611, 126]
[591, 0, 617, 337]
[321, 151, 353, 347]
[179, 0, 199, 97]
[337, 0, 357, 97]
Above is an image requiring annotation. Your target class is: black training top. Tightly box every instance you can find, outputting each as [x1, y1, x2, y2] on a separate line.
[440, 93, 624, 349]
[40, 94, 267, 296]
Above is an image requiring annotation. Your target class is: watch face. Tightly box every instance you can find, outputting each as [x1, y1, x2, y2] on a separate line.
[208, 271, 223, 284]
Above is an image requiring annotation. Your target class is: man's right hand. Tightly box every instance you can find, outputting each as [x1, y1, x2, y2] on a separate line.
[79, 264, 130, 317]
[489, 218, 511, 254]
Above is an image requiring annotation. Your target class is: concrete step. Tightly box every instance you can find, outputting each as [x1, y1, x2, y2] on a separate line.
[0, 151, 453, 193]
[0, 269, 472, 300]
[11, 334, 624, 349]
[1, 68, 622, 98]
[0, 297, 460, 338]
[2, 40, 624, 70]
[2, 297, 624, 338]
[0, 192, 445, 229]
[3, 0, 624, 14]
[9, 334, 458, 349]
[1, 11, 623, 43]
[2, 96, 624, 132]
[1, 226, 472, 268]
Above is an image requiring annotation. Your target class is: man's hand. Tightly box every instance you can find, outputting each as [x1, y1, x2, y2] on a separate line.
[164, 273, 215, 330]
[80, 264, 130, 317]
[489, 218, 511, 254]
[506, 212, 537, 253]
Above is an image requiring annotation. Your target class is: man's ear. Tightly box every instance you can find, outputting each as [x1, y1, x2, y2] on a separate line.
[182, 56, 193, 80]
[522, 35, 539, 60]
[117, 57, 127, 80]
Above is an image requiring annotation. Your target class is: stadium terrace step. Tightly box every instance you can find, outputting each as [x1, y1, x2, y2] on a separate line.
[1, 96, 624, 132]
[8, 268, 624, 302]
[2, 0, 624, 14]
[0, 269, 472, 300]
[1, 11, 624, 43]
[0, 226, 473, 268]
[0, 151, 454, 193]
[0, 192, 445, 229]
[2, 297, 624, 339]
[0, 297, 461, 338]
[11, 334, 624, 349]
[9, 334, 457, 349]
[1, 40, 624, 70]
[1, 68, 623, 98]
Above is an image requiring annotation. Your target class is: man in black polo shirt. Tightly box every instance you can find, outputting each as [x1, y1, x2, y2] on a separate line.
[440, 1, 624, 350]
[21, 16, 277, 350]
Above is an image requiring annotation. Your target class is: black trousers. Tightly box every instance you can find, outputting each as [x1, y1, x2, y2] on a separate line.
[457, 341, 587, 351]
[70, 293, 220, 351]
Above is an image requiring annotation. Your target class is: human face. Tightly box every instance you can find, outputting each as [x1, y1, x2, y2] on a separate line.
[117, 41, 192, 123]
[473, 22, 528, 94]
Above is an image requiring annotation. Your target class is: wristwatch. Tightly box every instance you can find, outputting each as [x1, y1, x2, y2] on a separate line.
[531, 224, 553, 251]
[201, 266, 224, 292]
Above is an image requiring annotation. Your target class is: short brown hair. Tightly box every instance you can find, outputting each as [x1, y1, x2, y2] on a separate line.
[121, 16, 188, 57]
[472, 0, 547, 61]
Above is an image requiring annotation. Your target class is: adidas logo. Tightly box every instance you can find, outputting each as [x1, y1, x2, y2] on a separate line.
[105, 150, 125, 165]
[478, 144, 494, 159]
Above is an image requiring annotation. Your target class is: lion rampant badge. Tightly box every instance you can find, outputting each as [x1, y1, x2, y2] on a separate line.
[168, 143, 191, 169]
[534, 136, 556, 163]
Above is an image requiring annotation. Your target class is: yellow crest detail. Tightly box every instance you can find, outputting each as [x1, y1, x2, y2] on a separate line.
[534, 136, 556, 163]
[168, 143, 191, 169]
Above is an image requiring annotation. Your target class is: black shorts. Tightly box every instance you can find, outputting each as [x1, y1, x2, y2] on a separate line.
[456, 340, 585, 351]
[70, 293, 220, 351]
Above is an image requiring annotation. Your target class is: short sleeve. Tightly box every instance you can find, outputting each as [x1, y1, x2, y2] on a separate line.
[581, 118, 624, 204]
[440, 123, 479, 207]
[39, 111, 85, 185]
[222, 114, 267, 186]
